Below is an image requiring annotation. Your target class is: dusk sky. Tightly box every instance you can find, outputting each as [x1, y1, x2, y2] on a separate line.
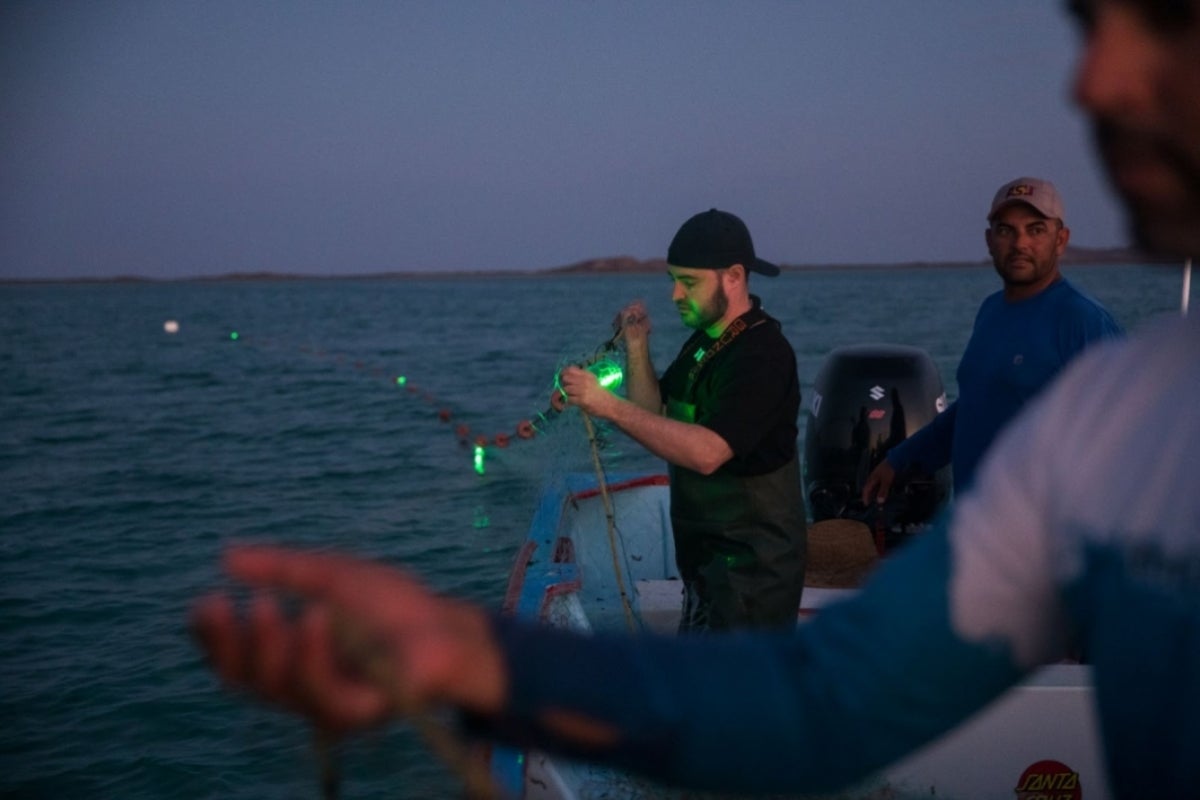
[1, 1, 1129, 280]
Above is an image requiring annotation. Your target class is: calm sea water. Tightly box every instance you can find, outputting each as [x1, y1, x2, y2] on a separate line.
[0, 265, 1186, 799]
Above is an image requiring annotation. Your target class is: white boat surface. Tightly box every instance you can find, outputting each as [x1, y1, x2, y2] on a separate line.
[490, 472, 1111, 799]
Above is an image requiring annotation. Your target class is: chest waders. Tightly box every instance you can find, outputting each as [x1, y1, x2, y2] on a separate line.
[670, 457, 807, 632]
[667, 310, 807, 632]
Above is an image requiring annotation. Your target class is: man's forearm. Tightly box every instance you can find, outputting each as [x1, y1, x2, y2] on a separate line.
[889, 402, 957, 473]
[601, 396, 732, 474]
[622, 345, 662, 413]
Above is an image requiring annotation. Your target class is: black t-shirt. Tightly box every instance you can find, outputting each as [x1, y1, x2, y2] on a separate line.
[659, 305, 800, 477]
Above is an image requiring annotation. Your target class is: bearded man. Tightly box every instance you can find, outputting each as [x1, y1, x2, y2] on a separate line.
[863, 177, 1122, 504]
[562, 208, 806, 632]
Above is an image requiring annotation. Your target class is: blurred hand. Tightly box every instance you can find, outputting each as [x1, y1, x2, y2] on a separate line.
[190, 546, 506, 734]
[861, 460, 897, 507]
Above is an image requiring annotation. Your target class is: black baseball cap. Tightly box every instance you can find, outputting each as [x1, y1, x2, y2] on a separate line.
[667, 208, 780, 277]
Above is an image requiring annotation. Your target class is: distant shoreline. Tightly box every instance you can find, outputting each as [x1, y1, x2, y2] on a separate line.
[1, 247, 1180, 284]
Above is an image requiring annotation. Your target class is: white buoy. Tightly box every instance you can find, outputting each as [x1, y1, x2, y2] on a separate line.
[164, 320, 180, 334]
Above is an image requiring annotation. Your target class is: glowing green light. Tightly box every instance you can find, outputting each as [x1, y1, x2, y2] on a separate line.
[229, 331, 239, 341]
[396, 375, 407, 386]
[588, 357, 624, 391]
[473, 444, 486, 475]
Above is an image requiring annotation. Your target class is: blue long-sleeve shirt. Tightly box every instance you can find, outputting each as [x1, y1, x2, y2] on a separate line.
[886, 279, 1121, 494]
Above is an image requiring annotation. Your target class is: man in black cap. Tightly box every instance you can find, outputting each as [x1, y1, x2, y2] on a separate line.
[560, 208, 806, 632]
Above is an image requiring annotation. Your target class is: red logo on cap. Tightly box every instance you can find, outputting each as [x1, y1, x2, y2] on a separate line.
[1007, 184, 1035, 198]
[1013, 759, 1081, 800]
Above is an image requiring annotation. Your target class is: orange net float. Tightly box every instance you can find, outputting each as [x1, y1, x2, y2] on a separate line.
[516, 420, 536, 439]
[474, 435, 488, 448]
[493, 433, 511, 448]
[549, 390, 567, 412]
[438, 408, 452, 422]
[455, 423, 471, 440]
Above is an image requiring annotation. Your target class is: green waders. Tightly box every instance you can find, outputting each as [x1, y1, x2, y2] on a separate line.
[671, 456, 807, 633]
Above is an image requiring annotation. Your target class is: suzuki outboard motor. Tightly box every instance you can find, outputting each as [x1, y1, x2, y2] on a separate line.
[803, 344, 950, 547]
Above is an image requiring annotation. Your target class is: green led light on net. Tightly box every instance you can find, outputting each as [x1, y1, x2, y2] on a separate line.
[396, 376, 407, 386]
[473, 444, 486, 476]
[588, 358, 624, 391]
[229, 331, 239, 341]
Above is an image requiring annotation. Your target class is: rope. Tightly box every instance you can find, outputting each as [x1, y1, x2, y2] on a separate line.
[575, 321, 637, 631]
[581, 411, 637, 632]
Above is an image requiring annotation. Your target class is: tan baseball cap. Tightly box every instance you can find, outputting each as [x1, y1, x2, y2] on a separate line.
[988, 177, 1065, 222]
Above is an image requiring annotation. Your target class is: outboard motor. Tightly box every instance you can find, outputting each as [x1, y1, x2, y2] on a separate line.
[803, 344, 950, 549]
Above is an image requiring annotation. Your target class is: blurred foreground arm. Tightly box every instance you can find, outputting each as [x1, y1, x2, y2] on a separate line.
[192, 546, 621, 749]
[192, 530, 1027, 795]
[190, 547, 508, 732]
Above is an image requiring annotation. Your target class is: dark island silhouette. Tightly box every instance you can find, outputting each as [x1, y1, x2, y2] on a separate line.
[546, 245, 1174, 276]
[2, 246, 1179, 284]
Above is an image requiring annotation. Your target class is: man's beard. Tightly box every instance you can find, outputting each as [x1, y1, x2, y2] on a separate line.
[689, 282, 730, 331]
[1095, 120, 1200, 258]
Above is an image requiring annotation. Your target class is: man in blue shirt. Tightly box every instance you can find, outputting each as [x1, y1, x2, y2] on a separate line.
[862, 177, 1123, 503]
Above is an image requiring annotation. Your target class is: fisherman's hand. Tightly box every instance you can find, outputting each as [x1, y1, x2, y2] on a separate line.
[861, 460, 897, 506]
[191, 546, 507, 734]
[613, 301, 651, 348]
[559, 365, 614, 417]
